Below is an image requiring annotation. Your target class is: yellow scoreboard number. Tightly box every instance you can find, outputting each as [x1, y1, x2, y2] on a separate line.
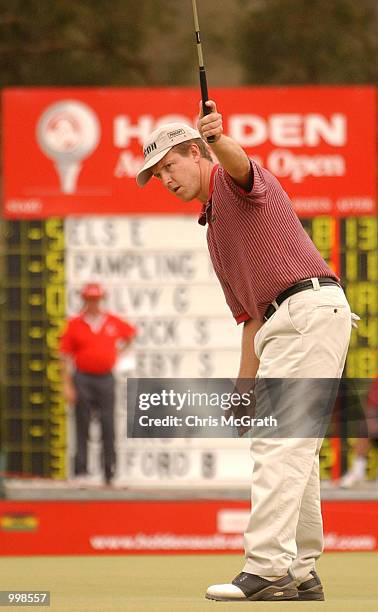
[301, 216, 377, 480]
[0, 219, 65, 479]
[341, 217, 378, 378]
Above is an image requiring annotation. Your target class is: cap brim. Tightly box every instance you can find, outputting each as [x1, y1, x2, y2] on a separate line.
[136, 147, 173, 187]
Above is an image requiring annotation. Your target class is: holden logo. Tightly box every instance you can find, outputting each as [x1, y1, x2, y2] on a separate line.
[36, 100, 100, 194]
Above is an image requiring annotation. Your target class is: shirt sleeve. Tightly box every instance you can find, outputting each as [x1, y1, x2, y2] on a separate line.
[216, 273, 251, 325]
[116, 317, 137, 340]
[59, 320, 75, 355]
[218, 159, 267, 206]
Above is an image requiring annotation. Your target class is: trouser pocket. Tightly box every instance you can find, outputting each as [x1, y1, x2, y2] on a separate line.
[287, 298, 308, 334]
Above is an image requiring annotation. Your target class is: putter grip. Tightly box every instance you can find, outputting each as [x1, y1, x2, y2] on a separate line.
[199, 67, 216, 144]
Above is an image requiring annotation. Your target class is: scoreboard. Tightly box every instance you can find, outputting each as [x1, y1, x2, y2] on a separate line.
[0, 219, 66, 479]
[0, 215, 377, 482]
[64, 215, 241, 378]
[341, 217, 378, 378]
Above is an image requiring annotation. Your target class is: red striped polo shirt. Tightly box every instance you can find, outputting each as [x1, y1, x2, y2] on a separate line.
[198, 160, 338, 324]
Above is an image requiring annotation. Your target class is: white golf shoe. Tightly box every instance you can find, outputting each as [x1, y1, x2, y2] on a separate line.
[205, 572, 298, 601]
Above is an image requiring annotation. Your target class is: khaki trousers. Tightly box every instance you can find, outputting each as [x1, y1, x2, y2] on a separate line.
[243, 284, 351, 581]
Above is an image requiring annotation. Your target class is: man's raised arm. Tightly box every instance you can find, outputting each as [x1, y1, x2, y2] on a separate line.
[198, 100, 252, 191]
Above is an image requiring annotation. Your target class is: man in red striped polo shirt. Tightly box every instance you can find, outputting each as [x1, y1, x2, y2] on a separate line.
[137, 102, 353, 601]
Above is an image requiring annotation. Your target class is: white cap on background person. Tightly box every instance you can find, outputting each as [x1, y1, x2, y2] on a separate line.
[136, 122, 201, 187]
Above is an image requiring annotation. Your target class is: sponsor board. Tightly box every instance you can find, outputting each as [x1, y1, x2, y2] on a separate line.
[3, 86, 376, 218]
[0, 500, 377, 555]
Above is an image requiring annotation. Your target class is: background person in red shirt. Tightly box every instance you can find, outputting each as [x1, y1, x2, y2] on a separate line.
[60, 282, 136, 485]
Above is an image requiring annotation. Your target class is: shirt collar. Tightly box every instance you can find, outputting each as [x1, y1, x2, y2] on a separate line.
[79, 309, 106, 323]
[198, 164, 219, 226]
[80, 310, 107, 333]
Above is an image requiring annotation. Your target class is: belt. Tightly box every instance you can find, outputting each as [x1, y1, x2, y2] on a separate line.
[263, 277, 340, 321]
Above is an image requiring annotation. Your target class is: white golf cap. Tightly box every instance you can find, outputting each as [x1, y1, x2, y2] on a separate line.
[136, 122, 202, 187]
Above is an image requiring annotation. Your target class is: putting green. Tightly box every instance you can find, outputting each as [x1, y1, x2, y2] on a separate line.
[0, 553, 376, 611]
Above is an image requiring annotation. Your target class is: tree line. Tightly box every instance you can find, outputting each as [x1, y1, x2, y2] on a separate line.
[0, 0, 376, 88]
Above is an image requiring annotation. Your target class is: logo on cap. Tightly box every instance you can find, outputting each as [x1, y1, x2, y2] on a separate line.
[143, 141, 157, 158]
[167, 128, 186, 139]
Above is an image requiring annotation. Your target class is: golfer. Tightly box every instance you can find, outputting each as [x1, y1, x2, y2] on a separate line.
[136, 101, 352, 602]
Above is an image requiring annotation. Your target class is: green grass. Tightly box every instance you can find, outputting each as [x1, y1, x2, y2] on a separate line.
[0, 553, 377, 611]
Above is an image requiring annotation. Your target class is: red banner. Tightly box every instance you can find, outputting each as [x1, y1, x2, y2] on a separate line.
[2, 86, 376, 219]
[0, 500, 377, 555]
[3, 87, 376, 218]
